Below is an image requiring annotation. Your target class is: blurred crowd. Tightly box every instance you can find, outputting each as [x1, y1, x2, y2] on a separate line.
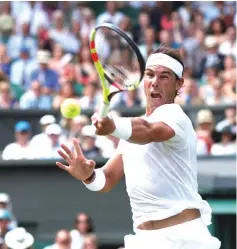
[1, 113, 120, 160]
[0, 192, 107, 249]
[0, 1, 236, 159]
[0, 1, 235, 110]
[1, 105, 236, 161]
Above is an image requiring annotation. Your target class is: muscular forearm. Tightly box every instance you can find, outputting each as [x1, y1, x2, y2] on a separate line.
[128, 117, 154, 144]
[127, 117, 175, 144]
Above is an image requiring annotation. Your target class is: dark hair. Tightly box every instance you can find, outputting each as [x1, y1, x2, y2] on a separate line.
[152, 45, 184, 96]
[153, 45, 184, 70]
[208, 17, 226, 35]
[74, 213, 94, 233]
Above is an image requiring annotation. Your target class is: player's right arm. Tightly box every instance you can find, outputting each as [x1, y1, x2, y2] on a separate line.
[56, 138, 124, 193]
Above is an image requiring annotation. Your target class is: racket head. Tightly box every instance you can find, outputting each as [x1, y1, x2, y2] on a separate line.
[90, 23, 145, 92]
[90, 23, 145, 117]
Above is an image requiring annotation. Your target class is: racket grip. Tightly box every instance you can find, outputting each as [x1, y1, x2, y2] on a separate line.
[99, 103, 110, 118]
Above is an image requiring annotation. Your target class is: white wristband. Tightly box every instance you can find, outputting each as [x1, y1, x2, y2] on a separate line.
[83, 169, 106, 191]
[111, 117, 132, 140]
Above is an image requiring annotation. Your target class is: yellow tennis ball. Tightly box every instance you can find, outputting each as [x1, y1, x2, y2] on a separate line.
[60, 98, 81, 119]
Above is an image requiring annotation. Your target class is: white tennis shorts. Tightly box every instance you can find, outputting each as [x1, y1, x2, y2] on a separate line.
[124, 218, 221, 249]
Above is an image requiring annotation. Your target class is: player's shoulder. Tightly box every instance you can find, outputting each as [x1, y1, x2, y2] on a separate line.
[152, 104, 188, 121]
[154, 103, 184, 114]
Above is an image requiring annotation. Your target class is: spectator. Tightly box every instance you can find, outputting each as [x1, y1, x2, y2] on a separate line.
[4, 227, 34, 249]
[49, 44, 65, 74]
[195, 109, 215, 155]
[119, 16, 133, 40]
[49, 10, 80, 54]
[158, 29, 180, 49]
[0, 209, 11, 247]
[66, 115, 90, 142]
[183, 28, 206, 76]
[0, 8, 14, 45]
[220, 55, 236, 83]
[139, 27, 158, 59]
[191, 29, 206, 78]
[58, 117, 73, 142]
[71, 213, 94, 249]
[19, 80, 53, 110]
[71, 2, 86, 27]
[80, 8, 96, 40]
[44, 230, 72, 249]
[0, 82, 18, 109]
[58, 2, 74, 28]
[207, 17, 227, 45]
[159, 2, 173, 31]
[0, 71, 8, 83]
[0, 193, 17, 230]
[113, 89, 141, 108]
[175, 78, 204, 106]
[171, 11, 185, 46]
[49, 44, 74, 82]
[2, 121, 34, 160]
[34, 124, 64, 159]
[7, 21, 37, 60]
[30, 114, 56, 149]
[129, 1, 156, 10]
[10, 47, 38, 89]
[133, 11, 151, 44]
[199, 66, 219, 87]
[31, 50, 59, 92]
[13, 1, 50, 36]
[96, 1, 124, 26]
[53, 81, 80, 110]
[198, 36, 224, 78]
[222, 68, 236, 103]
[211, 126, 236, 156]
[75, 47, 97, 85]
[71, 15, 81, 41]
[79, 82, 102, 110]
[216, 107, 236, 135]
[194, 2, 222, 24]
[80, 125, 101, 158]
[223, 2, 236, 26]
[37, 25, 52, 51]
[178, 2, 193, 28]
[200, 77, 232, 106]
[0, 44, 11, 76]
[83, 234, 98, 249]
[58, 54, 75, 85]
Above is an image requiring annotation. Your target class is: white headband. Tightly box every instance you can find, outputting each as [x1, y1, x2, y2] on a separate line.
[146, 53, 184, 78]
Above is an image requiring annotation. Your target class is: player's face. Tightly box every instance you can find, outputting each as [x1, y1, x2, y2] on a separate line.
[143, 65, 183, 115]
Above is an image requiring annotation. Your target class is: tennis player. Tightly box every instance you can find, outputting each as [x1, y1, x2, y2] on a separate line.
[56, 46, 221, 249]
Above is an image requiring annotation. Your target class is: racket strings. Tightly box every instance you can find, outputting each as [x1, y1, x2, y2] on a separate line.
[95, 27, 141, 90]
[105, 65, 130, 83]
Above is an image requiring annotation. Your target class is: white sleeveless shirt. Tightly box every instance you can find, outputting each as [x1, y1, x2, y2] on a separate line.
[117, 104, 212, 231]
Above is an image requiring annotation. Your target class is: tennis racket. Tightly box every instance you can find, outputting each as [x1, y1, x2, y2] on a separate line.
[89, 23, 145, 118]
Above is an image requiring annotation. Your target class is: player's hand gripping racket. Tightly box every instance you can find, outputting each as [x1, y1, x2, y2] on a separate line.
[90, 23, 145, 118]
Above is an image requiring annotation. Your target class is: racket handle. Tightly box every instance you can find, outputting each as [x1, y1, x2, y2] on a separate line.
[99, 103, 110, 118]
